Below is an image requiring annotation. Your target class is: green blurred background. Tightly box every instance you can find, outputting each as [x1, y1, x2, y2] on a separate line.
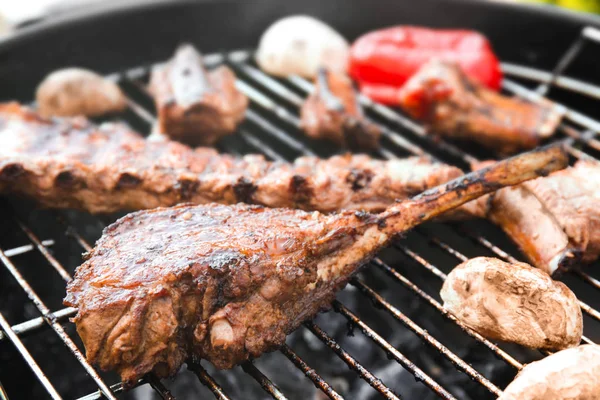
[523, 0, 600, 13]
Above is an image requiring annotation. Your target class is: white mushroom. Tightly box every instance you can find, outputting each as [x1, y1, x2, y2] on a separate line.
[440, 257, 582, 350]
[36, 68, 127, 118]
[499, 345, 600, 399]
[256, 15, 349, 79]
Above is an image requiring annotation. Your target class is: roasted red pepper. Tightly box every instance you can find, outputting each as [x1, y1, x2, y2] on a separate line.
[349, 26, 503, 102]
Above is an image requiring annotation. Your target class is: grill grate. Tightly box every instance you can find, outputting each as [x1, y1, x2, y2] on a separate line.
[1, 26, 600, 400]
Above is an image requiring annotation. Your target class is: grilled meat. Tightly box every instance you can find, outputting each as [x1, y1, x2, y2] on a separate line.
[64, 145, 567, 384]
[0, 102, 461, 214]
[398, 60, 564, 154]
[149, 44, 248, 146]
[467, 159, 600, 276]
[300, 68, 380, 150]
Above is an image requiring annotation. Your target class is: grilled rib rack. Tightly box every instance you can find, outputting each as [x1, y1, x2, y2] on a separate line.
[2, 5, 600, 400]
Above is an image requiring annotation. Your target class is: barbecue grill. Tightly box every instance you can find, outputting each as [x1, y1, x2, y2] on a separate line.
[1, 0, 600, 399]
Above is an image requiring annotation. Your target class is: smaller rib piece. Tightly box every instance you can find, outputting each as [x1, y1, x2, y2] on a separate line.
[398, 60, 564, 154]
[465, 159, 600, 275]
[301, 68, 381, 150]
[149, 44, 248, 146]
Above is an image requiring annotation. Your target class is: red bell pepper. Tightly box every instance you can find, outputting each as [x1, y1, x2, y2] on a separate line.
[349, 26, 503, 99]
[358, 82, 403, 106]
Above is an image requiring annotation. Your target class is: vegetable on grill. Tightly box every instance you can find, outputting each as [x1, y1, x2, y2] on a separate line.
[36, 68, 127, 118]
[348, 26, 503, 104]
[499, 345, 600, 400]
[256, 15, 349, 79]
[441, 257, 583, 350]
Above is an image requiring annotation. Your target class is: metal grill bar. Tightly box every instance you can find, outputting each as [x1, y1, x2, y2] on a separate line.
[536, 26, 600, 97]
[78, 382, 126, 400]
[3, 240, 54, 258]
[575, 270, 600, 291]
[0, 307, 76, 341]
[0, 312, 62, 400]
[0, 249, 116, 399]
[501, 63, 600, 100]
[147, 375, 176, 400]
[77, 378, 169, 400]
[350, 279, 502, 396]
[186, 361, 231, 400]
[369, 257, 523, 369]
[15, 219, 71, 282]
[241, 362, 288, 400]
[304, 321, 401, 400]
[278, 345, 344, 400]
[331, 300, 456, 400]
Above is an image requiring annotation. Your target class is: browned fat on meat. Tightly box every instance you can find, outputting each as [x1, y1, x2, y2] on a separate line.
[464, 159, 600, 276]
[149, 44, 248, 146]
[300, 68, 381, 150]
[64, 145, 567, 384]
[0, 102, 462, 214]
[398, 60, 564, 155]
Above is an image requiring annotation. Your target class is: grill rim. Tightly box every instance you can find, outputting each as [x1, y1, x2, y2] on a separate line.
[3, 0, 600, 48]
[2, 0, 600, 100]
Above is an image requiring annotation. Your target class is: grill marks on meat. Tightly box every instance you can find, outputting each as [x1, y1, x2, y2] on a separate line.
[466, 160, 600, 276]
[301, 68, 381, 150]
[149, 44, 248, 146]
[398, 60, 564, 155]
[0, 102, 462, 214]
[64, 145, 567, 384]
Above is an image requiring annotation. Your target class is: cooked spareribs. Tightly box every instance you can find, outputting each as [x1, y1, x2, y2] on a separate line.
[149, 44, 248, 146]
[468, 159, 600, 275]
[398, 60, 564, 154]
[300, 68, 381, 150]
[64, 145, 567, 384]
[0, 102, 462, 214]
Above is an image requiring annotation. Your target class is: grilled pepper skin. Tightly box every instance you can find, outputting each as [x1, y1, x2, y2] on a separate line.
[349, 26, 503, 98]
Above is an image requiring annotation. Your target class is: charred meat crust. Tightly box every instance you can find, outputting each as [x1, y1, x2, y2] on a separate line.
[398, 60, 564, 154]
[64, 203, 382, 383]
[466, 159, 600, 275]
[300, 69, 381, 150]
[0, 102, 463, 214]
[525, 160, 600, 266]
[148, 44, 248, 146]
[64, 144, 567, 384]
